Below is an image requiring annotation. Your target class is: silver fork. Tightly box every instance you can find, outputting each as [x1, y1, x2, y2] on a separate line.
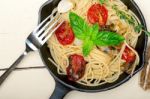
[0, 9, 63, 86]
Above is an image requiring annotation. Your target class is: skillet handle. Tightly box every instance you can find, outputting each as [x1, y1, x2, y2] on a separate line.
[50, 81, 72, 99]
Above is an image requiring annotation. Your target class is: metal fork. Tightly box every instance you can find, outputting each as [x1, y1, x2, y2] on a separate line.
[0, 9, 63, 86]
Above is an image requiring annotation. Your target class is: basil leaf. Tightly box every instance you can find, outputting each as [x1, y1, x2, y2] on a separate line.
[69, 12, 89, 40]
[83, 40, 94, 56]
[94, 31, 125, 46]
[91, 24, 99, 40]
[69, 12, 125, 56]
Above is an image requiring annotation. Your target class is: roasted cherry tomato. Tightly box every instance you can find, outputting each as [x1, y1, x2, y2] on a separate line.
[122, 46, 136, 63]
[55, 21, 75, 45]
[87, 4, 108, 26]
[66, 54, 87, 81]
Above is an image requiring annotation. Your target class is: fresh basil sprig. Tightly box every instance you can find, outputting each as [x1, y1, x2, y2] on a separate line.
[69, 12, 125, 56]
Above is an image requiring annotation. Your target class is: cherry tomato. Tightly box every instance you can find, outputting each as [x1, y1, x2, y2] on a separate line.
[122, 46, 136, 63]
[87, 4, 108, 26]
[66, 54, 87, 81]
[55, 21, 75, 45]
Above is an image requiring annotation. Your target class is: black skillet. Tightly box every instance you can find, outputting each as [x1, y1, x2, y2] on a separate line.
[39, 0, 148, 99]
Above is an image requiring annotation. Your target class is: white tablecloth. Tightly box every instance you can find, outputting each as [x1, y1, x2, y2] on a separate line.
[0, 0, 150, 99]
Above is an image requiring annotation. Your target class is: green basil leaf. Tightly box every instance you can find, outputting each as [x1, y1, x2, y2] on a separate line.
[69, 12, 125, 56]
[91, 24, 99, 40]
[83, 40, 94, 56]
[94, 31, 125, 46]
[69, 12, 90, 40]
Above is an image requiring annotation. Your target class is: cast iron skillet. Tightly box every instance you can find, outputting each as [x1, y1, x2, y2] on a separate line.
[39, 0, 148, 99]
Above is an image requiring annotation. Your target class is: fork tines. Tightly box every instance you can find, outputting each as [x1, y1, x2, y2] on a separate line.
[34, 8, 64, 45]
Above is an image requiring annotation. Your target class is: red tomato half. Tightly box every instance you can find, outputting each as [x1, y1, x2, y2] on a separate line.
[122, 46, 136, 63]
[87, 4, 108, 26]
[66, 54, 87, 81]
[55, 21, 75, 45]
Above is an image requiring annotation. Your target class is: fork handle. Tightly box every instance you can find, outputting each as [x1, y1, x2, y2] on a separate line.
[0, 51, 27, 86]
